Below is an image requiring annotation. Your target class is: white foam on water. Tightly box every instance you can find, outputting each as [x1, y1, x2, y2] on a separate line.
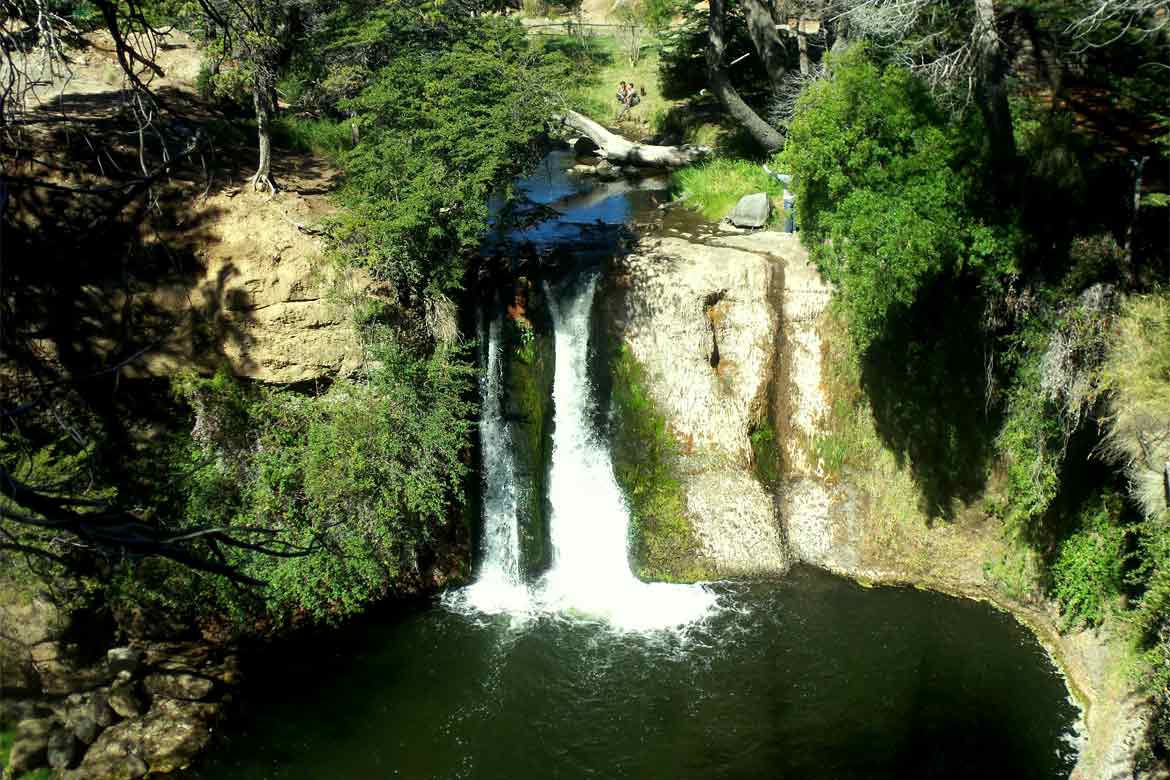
[446, 277, 718, 633]
[443, 313, 532, 619]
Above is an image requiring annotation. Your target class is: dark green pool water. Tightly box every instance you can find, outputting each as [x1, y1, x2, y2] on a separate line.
[190, 566, 1080, 780]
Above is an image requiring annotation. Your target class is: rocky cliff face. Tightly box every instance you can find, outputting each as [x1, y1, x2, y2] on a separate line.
[612, 226, 1157, 780]
[130, 186, 372, 385]
[606, 230, 812, 576]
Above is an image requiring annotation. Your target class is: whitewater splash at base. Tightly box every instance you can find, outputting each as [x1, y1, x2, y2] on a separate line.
[452, 312, 531, 615]
[445, 277, 718, 631]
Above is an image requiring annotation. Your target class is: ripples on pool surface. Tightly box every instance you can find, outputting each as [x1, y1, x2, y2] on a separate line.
[188, 566, 1081, 780]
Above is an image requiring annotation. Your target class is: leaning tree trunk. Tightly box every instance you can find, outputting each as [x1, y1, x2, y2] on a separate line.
[798, 23, 810, 75]
[972, 0, 1016, 194]
[558, 110, 710, 167]
[251, 79, 277, 194]
[707, 0, 785, 152]
[742, 0, 787, 90]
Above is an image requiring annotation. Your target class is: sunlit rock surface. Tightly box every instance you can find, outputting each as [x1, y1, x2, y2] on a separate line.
[609, 232, 798, 575]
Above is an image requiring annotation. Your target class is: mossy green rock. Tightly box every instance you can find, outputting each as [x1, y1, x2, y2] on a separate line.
[502, 300, 555, 579]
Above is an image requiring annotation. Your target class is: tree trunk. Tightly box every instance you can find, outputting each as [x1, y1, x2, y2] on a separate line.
[972, 0, 1016, 193]
[707, 0, 785, 152]
[1019, 8, 1064, 109]
[1123, 154, 1148, 288]
[558, 110, 710, 167]
[742, 0, 787, 89]
[251, 81, 277, 194]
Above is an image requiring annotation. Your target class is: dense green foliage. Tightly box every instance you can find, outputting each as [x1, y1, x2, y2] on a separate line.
[779, 21, 1168, 739]
[610, 345, 710, 582]
[153, 341, 474, 624]
[330, 17, 565, 295]
[778, 47, 1016, 348]
[672, 158, 783, 222]
[1051, 490, 1128, 629]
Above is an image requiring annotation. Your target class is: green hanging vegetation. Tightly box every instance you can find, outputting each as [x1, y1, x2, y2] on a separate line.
[609, 345, 712, 583]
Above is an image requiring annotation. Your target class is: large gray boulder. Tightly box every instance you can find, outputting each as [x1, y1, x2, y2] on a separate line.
[108, 678, 144, 719]
[144, 670, 215, 701]
[74, 699, 221, 779]
[106, 647, 141, 677]
[729, 192, 771, 228]
[71, 712, 100, 745]
[90, 688, 119, 727]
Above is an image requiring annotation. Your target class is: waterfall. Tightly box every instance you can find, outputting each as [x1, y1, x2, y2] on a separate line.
[453, 313, 530, 614]
[448, 280, 717, 631]
[535, 275, 717, 631]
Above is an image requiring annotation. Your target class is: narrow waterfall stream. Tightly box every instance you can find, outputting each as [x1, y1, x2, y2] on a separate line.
[457, 313, 528, 614]
[536, 275, 716, 629]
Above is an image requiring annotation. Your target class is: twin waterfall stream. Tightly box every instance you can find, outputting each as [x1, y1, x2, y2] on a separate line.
[449, 276, 717, 630]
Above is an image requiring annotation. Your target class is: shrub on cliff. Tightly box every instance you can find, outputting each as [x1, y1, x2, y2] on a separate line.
[777, 46, 1017, 350]
[159, 337, 474, 625]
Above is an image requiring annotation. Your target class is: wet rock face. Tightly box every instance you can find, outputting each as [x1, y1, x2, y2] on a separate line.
[607, 232, 803, 576]
[498, 281, 556, 578]
[611, 236, 779, 462]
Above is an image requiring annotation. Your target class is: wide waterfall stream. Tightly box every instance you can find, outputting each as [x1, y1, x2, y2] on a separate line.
[189, 150, 1081, 780]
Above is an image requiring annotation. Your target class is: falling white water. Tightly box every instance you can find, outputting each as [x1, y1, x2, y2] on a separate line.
[533, 275, 718, 631]
[447, 280, 717, 631]
[451, 314, 531, 615]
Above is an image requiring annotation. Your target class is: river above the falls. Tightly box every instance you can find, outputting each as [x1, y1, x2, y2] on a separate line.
[188, 148, 1081, 780]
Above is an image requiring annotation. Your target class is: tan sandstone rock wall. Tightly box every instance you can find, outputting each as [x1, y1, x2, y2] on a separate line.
[609, 231, 809, 576]
[129, 187, 372, 385]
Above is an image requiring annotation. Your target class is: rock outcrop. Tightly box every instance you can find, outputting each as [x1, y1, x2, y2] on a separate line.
[1, 595, 237, 780]
[607, 232, 814, 576]
[125, 187, 373, 385]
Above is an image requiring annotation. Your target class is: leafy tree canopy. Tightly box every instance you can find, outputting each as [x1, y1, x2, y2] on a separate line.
[778, 46, 1018, 347]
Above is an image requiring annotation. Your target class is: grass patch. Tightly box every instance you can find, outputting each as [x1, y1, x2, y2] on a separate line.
[274, 116, 353, 159]
[672, 158, 784, 222]
[749, 420, 781, 490]
[1, 727, 12, 766]
[545, 32, 674, 136]
[0, 726, 53, 780]
[610, 344, 712, 582]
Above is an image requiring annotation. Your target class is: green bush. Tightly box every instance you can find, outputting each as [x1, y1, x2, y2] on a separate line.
[672, 158, 783, 222]
[275, 116, 353, 159]
[161, 337, 474, 625]
[332, 18, 567, 295]
[995, 344, 1063, 535]
[777, 45, 1017, 349]
[1052, 490, 1128, 628]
